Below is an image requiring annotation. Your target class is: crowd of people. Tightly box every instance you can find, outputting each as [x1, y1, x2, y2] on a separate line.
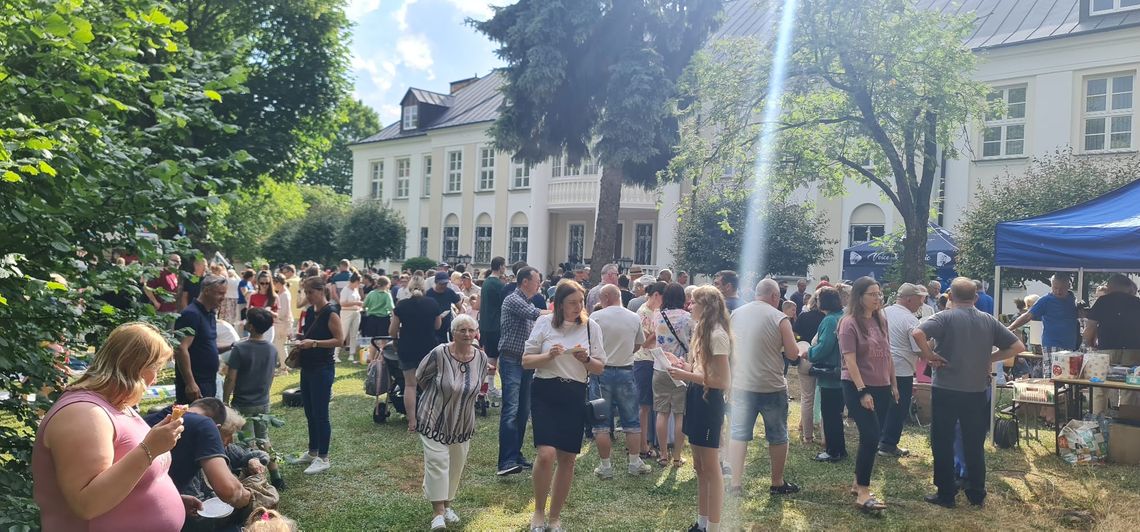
[47, 247, 1140, 531]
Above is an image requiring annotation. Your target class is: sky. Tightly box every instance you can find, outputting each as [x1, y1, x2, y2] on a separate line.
[345, 0, 506, 128]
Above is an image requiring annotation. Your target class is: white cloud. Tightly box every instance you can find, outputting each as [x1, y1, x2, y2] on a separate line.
[380, 104, 402, 124]
[393, 0, 420, 31]
[351, 54, 397, 92]
[445, 0, 494, 19]
[396, 34, 434, 72]
[345, 0, 383, 21]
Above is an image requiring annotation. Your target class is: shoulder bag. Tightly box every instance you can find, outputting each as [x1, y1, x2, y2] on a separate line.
[285, 304, 327, 369]
[584, 320, 609, 424]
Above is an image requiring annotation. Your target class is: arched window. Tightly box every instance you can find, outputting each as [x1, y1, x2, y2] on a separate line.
[509, 212, 528, 264]
[849, 203, 885, 246]
[474, 213, 493, 264]
[442, 214, 460, 263]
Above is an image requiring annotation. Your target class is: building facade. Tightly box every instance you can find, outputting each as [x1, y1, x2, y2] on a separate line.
[349, 73, 683, 275]
[352, 0, 1140, 282]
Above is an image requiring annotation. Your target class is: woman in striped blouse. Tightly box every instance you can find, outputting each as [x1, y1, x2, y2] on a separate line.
[415, 314, 489, 531]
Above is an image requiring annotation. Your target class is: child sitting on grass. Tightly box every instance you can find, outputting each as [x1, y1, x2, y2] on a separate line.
[244, 507, 298, 532]
[223, 307, 283, 489]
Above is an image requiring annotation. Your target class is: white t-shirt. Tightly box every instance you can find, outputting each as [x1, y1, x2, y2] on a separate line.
[884, 303, 922, 377]
[729, 301, 789, 393]
[592, 305, 646, 367]
[217, 320, 239, 353]
[276, 289, 293, 326]
[524, 315, 606, 383]
[634, 304, 659, 362]
[226, 278, 240, 299]
[340, 285, 361, 310]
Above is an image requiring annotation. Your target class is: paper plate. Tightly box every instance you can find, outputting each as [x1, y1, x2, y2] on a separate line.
[198, 497, 234, 519]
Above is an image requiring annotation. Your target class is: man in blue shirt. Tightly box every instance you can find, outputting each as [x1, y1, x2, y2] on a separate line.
[1007, 274, 1079, 377]
[175, 274, 227, 403]
[973, 280, 994, 315]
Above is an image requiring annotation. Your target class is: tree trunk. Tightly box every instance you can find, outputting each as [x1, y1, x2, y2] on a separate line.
[900, 212, 930, 284]
[588, 165, 624, 285]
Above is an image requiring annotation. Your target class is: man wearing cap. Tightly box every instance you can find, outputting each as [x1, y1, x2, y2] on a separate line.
[1007, 273, 1079, 377]
[426, 271, 463, 343]
[628, 265, 645, 283]
[879, 283, 927, 458]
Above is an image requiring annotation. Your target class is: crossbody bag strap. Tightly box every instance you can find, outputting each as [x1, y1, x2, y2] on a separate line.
[661, 310, 689, 355]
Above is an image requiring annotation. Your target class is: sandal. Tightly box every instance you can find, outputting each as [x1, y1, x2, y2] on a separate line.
[672, 457, 686, 467]
[641, 448, 660, 460]
[769, 481, 801, 495]
[856, 496, 887, 512]
[657, 455, 671, 467]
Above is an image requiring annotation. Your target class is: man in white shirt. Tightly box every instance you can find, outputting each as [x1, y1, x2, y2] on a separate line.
[880, 283, 927, 458]
[727, 279, 802, 496]
[590, 285, 651, 478]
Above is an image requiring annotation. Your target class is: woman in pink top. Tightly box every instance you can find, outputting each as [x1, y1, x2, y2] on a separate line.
[33, 322, 188, 531]
[837, 277, 897, 514]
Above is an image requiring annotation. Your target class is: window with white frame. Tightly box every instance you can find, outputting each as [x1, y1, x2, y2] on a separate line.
[442, 225, 459, 263]
[634, 224, 653, 265]
[510, 226, 528, 264]
[395, 237, 406, 260]
[478, 148, 495, 190]
[403, 104, 418, 129]
[511, 162, 531, 189]
[419, 227, 429, 258]
[396, 158, 411, 198]
[369, 161, 383, 200]
[1084, 73, 1134, 152]
[1090, 0, 1140, 16]
[551, 155, 582, 178]
[446, 151, 463, 193]
[422, 155, 432, 197]
[568, 223, 585, 263]
[982, 86, 1026, 158]
[581, 156, 599, 175]
[474, 226, 492, 264]
[849, 224, 885, 246]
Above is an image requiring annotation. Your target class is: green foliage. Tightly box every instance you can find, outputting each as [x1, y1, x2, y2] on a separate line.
[400, 256, 437, 273]
[336, 201, 407, 268]
[674, 189, 834, 276]
[670, 0, 990, 282]
[260, 186, 350, 267]
[178, 0, 354, 185]
[0, 1, 241, 526]
[473, 0, 723, 277]
[304, 98, 381, 194]
[207, 176, 307, 261]
[956, 150, 1140, 286]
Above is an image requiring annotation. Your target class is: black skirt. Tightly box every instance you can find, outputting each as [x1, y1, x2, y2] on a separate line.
[360, 315, 390, 338]
[531, 377, 588, 454]
[682, 383, 726, 449]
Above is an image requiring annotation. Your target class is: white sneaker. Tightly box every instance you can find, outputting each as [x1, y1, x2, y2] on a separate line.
[594, 463, 614, 479]
[290, 452, 316, 465]
[303, 457, 330, 474]
[628, 461, 652, 475]
[444, 507, 460, 525]
[430, 514, 447, 530]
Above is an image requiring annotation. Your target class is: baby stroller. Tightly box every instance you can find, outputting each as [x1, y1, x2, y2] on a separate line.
[365, 336, 406, 424]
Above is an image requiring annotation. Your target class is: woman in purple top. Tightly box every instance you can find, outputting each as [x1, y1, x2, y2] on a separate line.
[837, 277, 897, 513]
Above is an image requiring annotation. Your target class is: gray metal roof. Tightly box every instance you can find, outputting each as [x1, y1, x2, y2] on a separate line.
[409, 87, 453, 107]
[354, 71, 504, 145]
[718, 0, 1140, 49]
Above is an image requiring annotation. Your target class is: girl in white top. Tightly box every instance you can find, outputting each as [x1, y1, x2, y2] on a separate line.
[522, 280, 604, 532]
[339, 273, 364, 363]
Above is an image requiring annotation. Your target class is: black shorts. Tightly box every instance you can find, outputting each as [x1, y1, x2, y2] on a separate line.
[634, 360, 654, 406]
[682, 383, 726, 448]
[480, 330, 500, 359]
[360, 315, 390, 338]
[531, 377, 587, 454]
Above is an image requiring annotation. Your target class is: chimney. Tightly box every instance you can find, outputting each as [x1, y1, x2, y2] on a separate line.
[450, 76, 479, 94]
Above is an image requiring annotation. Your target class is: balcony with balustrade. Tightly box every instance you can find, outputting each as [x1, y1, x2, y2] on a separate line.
[546, 176, 659, 212]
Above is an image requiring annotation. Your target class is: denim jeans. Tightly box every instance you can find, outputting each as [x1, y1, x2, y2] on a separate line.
[300, 363, 335, 455]
[591, 367, 641, 433]
[880, 376, 913, 448]
[497, 354, 533, 469]
[729, 389, 789, 445]
[819, 386, 847, 458]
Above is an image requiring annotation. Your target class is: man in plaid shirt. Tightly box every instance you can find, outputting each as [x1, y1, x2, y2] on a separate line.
[496, 266, 549, 476]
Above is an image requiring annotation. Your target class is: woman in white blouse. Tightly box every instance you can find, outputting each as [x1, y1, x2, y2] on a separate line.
[523, 280, 605, 532]
[338, 272, 364, 363]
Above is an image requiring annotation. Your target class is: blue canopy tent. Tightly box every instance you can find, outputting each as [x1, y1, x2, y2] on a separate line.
[841, 223, 958, 283]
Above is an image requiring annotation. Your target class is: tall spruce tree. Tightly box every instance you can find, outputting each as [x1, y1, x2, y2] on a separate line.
[473, 0, 722, 280]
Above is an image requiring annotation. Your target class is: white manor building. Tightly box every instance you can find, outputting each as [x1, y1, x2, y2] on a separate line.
[351, 0, 1140, 281]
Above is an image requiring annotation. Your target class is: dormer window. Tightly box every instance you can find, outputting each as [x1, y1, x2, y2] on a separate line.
[403, 104, 419, 130]
[1090, 0, 1140, 15]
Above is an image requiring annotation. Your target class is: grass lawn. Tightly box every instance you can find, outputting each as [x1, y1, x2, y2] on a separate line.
[202, 363, 1139, 531]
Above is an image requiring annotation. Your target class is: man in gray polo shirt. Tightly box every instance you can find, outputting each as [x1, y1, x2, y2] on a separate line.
[912, 278, 1023, 509]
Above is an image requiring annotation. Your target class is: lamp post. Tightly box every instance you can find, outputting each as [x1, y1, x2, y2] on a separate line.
[617, 256, 633, 273]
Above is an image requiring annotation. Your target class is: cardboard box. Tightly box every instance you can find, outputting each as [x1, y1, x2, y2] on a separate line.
[1108, 422, 1140, 465]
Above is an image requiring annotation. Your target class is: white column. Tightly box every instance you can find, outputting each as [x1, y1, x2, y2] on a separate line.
[656, 182, 682, 268]
[407, 156, 423, 262]
[529, 166, 550, 272]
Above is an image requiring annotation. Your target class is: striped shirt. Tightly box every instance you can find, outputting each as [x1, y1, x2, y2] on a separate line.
[498, 289, 541, 357]
[415, 344, 489, 445]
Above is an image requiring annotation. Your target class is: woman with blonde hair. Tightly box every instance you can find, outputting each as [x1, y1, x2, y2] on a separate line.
[523, 280, 605, 532]
[391, 274, 443, 431]
[668, 286, 733, 532]
[33, 322, 188, 530]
